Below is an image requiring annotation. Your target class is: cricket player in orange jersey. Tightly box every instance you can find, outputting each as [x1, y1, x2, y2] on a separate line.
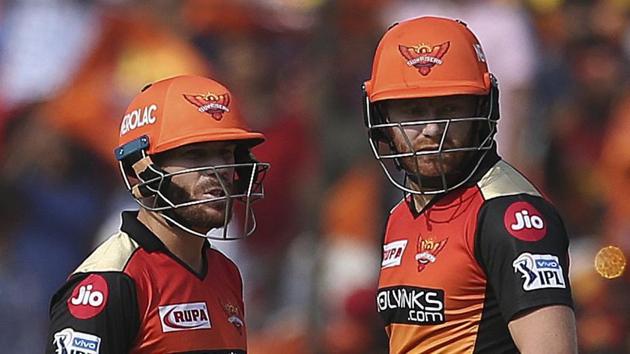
[47, 75, 269, 353]
[363, 17, 577, 353]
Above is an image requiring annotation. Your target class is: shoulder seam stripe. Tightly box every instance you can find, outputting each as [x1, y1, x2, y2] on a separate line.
[72, 232, 140, 274]
[477, 160, 541, 201]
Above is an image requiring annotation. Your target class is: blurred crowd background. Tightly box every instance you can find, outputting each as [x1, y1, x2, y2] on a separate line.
[0, 0, 629, 353]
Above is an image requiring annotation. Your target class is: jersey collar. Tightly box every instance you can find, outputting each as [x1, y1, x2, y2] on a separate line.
[120, 210, 210, 279]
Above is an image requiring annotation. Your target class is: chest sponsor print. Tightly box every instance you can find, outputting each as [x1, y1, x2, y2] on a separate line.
[158, 302, 212, 332]
[382, 240, 408, 269]
[513, 253, 566, 291]
[377, 286, 445, 326]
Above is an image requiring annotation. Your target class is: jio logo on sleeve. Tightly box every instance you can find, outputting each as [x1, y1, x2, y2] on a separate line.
[503, 201, 547, 241]
[67, 274, 109, 319]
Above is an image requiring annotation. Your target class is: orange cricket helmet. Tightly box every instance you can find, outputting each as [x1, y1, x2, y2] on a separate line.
[116, 75, 264, 157]
[363, 16, 500, 195]
[115, 75, 269, 239]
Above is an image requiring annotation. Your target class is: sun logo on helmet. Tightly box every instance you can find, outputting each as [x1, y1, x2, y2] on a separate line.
[398, 42, 450, 76]
[183, 92, 231, 120]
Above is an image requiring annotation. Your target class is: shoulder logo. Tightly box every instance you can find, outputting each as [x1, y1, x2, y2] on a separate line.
[53, 328, 101, 354]
[398, 42, 450, 76]
[513, 253, 566, 291]
[183, 92, 230, 120]
[67, 274, 109, 320]
[158, 302, 211, 332]
[416, 235, 448, 272]
[503, 201, 547, 241]
[382, 240, 408, 269]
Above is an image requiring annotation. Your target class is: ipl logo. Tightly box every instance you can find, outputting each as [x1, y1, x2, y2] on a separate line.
[183, 92, 231, 120]
[398, 42, 450, 76]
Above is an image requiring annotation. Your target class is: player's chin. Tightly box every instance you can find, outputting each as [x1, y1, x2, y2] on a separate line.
[403, 155, 461, 176]
[178, 203, 231, 232]
[200, 202, 231, 225]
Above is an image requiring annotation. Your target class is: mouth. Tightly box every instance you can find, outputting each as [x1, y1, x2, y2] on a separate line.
[203, 188, 227, 199]
[416, 145, 440, 152]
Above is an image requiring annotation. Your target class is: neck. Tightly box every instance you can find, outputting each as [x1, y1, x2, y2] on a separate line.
[407, 179, 436, 212]
[137, 208, 206, 274]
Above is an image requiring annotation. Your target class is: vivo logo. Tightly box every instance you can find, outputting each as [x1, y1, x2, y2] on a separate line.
[513, 253, 566, 291]
[73, 338, 98, 350]
[53, 328, 101, 354]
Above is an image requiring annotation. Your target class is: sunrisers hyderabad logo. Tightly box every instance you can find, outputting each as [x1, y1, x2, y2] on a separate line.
[183, 92, 230, 120]
[399, 42, 450, 76]
[416, 235, 448, 272]
[222, 302, 245, 335]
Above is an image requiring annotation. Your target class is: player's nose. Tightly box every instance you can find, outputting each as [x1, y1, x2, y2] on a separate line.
[420, 122, 446, 139]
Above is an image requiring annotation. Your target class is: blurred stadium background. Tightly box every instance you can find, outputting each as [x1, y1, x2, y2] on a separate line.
[0, 0, 629, 353]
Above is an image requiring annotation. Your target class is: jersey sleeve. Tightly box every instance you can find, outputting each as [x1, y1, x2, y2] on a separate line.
[46, 272, 140, 354]
[474, 194, 574, 322]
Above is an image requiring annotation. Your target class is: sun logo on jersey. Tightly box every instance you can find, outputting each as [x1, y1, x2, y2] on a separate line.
[222, 302, 244, 335]
[398, 42, 450, 76]
[183, 92, 230, 120]
[415, 235, 448, 272]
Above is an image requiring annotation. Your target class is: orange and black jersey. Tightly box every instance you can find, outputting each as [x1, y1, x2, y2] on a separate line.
[46, 211, 246, 354]
[378, 152, 573, 353]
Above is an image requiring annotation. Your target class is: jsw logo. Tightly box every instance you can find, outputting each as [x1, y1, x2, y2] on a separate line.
[70, 284, 104, 307]
[510, 210, 544, 231]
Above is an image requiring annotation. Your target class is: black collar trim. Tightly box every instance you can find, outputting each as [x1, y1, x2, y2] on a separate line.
[405, 147, 501, 217]
[120, 210, 209, 279]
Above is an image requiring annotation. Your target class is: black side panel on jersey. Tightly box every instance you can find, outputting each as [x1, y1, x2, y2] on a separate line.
[474, 194, 573, 323]
[473, 282, 518, 353]
[46, 272, 140, 354]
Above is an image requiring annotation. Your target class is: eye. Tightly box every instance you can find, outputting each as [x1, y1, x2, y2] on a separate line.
[183, 148, 207, 159]
[442, 106, 456, 113]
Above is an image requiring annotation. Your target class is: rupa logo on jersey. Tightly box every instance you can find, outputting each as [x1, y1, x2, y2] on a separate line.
[513, 253, 566, 291]
[67, 274, 109, 320]
[398, 42, 450, 76]
[377, 286, 445, 325]
[183, 92, 230, 120]
[159, 302, 212, 332]
[382, 240, 408, 269]
[416, 235, 448, 272]
[503, 201, 547, 242]
[53, 328, 101, 354]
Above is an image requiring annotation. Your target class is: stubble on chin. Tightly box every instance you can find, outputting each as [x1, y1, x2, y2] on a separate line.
[167, 184, 231, 232]
[400, 152, 466, 177]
